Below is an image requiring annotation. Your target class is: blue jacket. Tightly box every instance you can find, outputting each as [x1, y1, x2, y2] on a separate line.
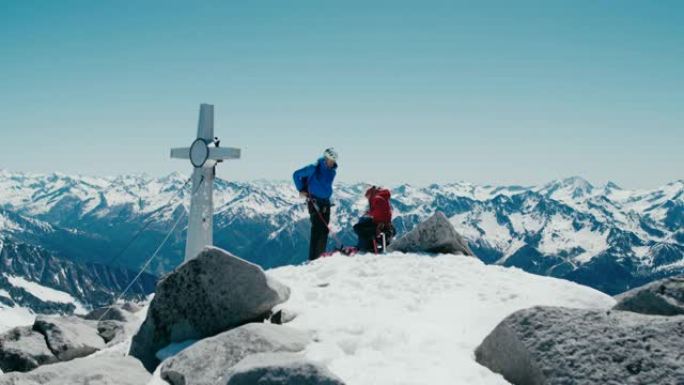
[293, 158, 337, 200]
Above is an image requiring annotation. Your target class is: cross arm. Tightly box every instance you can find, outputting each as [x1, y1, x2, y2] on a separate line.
[170, 147, 191, 159]
[208, 147, 241, 160]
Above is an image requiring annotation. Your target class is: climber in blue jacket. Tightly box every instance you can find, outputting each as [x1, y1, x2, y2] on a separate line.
[293, 148, 338, 261]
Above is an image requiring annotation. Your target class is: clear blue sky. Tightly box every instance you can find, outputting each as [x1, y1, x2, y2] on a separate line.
[1, 1, 682, 188]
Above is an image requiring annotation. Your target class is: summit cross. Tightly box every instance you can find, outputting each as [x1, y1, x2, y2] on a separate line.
[170, 103, 241, 261]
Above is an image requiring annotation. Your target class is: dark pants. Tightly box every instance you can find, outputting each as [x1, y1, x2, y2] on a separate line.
[354, 217, 377, 252]
[308, 199, 331, 261]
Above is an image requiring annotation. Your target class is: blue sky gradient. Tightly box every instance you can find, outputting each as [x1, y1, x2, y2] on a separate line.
[1, 0, 682, 188]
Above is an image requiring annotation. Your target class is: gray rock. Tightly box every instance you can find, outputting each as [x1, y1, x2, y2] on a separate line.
[475, 306, 684, 385]
[0, 354, 150, 385]
[226, 352, 345, 385]
[388, 211, 474, 256]
[85, 304, 141, 345]
[614, 275, 684, 316]
[84, 305, 133, 322]
[160, 323, 310, 385]
[32, 316, 105, 361]
[0, 327, 57, 373]
[121, 302, 142, 313]
[97, 321, 125, 344]
[129, 247, 290, 371]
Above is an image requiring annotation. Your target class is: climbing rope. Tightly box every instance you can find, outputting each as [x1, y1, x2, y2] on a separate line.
[96, 177, 194, 322]
[96, 207, 187, 322]
[103, 177, 192, 267]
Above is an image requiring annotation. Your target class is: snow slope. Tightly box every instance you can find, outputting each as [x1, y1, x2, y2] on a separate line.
[3, 274, 88, 314]
[6, 275, 88, 314]
[265, 253, 614, 385]
[0, 274, 90, 334]
[0, 306, 34, 334]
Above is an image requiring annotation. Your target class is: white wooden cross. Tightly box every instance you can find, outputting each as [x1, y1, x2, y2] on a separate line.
[171, 104, 241, 261]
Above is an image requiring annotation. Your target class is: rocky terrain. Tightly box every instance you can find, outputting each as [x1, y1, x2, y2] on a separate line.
[0, 302, 143, 375]
[476, 276, 684, 385]
[2, 216, 680, 385]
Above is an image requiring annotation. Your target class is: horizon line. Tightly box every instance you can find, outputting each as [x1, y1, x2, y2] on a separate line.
[1, 168, 682, 192]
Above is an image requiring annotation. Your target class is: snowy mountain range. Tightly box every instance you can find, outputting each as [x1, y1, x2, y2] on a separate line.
[0, 170, 682, 307]
[0, 238, 156, 312]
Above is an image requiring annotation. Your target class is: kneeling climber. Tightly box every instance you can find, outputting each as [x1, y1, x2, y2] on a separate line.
[353, 186, 395, 253]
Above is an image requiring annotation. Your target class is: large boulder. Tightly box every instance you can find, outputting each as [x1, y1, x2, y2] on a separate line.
[614, 275, 684, 316]
[388, 211, 474, 256]
[0, 354, 150, 385]
[160, 323, 310, 385]
[32, 316, 105, 362]
[475, 306, 684, 385]
[226, 352, 345, 385]
[129, 247, 291, 371]
[0, 327, 57, 373]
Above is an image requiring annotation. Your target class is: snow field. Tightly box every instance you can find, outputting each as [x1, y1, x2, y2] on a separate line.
[269, 253, 616, 385]
[4, 275, 88, 315]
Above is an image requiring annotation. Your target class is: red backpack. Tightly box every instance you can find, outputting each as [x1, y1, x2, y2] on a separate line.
[366, 187, 392, 224]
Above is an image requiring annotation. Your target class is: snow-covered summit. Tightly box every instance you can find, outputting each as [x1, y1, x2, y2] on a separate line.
[267, 252, 615, 385]
[537, 176, 594, 201]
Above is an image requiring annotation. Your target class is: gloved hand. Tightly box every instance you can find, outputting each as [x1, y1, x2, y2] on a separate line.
[299, 191, 309, 199]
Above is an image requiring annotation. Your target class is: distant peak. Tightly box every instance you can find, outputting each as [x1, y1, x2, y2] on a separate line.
[537, 176, 594, 200]
[160, 171, 186, 180]
[540, 176, 593, 190]
[559, 176, 593, 188]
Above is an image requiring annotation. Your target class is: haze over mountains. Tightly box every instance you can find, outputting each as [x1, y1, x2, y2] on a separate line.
[0, 170, 682, 314]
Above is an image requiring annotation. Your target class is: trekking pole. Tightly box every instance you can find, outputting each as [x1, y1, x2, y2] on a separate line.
[381, 232, 387, 254]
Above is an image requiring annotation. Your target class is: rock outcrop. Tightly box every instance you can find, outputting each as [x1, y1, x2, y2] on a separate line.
[614, 275, 684, 316]
[0, 354, 150, 385]
[97, 320, 126, 344]
[475, 306, 684, 385]
[84, 303, 141, 345]
[0, 327, 57, 373]
[0, 313, 117, 374]
[160, 323, 310, 385]
[129, 247, 291, 371]
[32, 316, 105, 362]
[226, 352, 345, 385]
[388, 211, 474, 256]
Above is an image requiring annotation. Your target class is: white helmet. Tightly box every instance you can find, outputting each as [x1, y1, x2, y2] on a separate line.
[323, 148, 339, 162]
